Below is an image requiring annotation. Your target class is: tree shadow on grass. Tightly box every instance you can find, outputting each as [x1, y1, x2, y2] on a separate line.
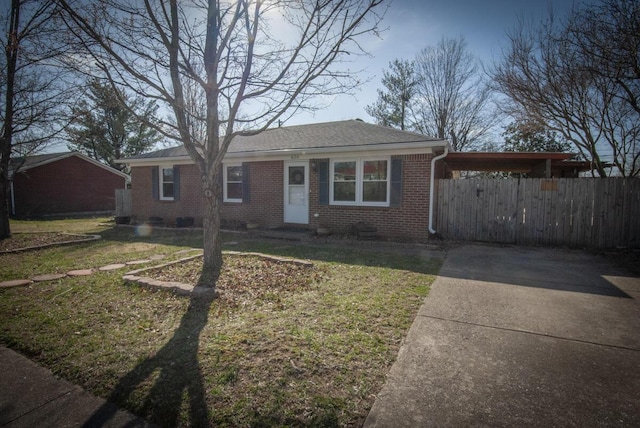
[83, 292, 215, 427]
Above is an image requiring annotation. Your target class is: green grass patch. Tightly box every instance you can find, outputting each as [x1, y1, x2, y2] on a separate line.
[0, 217, 441, 427]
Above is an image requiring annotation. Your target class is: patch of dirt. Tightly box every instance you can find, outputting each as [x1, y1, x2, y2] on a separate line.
[144, 255, 323, 307]
[0, 232, 87, 252]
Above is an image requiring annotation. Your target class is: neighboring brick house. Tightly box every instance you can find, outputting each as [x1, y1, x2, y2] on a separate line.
[10, 152, 128, 217]
[121, 120, 450, 241]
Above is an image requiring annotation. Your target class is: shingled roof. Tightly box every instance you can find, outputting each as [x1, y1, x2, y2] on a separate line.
[124, 120, 445, 161]
[10, 152, 128, 178]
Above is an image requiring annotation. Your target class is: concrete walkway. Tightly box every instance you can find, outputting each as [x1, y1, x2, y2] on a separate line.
[0, 346, 153, 427]
[365, 244, 640, 427]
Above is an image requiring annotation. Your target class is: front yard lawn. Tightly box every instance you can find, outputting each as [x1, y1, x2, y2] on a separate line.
[0, 218, 441, 427]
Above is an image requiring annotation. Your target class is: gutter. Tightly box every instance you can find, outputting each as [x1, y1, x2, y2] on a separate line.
[118, 140, 449, 166]
[428, 145, 449, 235]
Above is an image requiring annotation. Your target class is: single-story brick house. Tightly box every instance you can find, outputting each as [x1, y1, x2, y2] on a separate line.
[121, 120, 451, 241]
[10, 152, 128, 217]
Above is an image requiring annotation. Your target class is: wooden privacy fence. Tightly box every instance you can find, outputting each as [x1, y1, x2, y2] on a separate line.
[115, 189, 132, 217]
[435, 178, 640, 249]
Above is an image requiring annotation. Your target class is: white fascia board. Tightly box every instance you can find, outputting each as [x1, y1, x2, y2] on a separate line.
[21, 152, 129, 179]
[119, 157, 193, 167]
[122, 140, 450, 166]
[225, 142, 445, 161]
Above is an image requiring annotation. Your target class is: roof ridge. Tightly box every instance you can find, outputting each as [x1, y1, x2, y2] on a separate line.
[123, 120, 448, 161]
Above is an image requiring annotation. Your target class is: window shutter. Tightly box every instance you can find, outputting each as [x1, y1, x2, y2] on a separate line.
[151, 166, 159, 200]
[242, 162, 250, 203]
[173, 165, 180, 201]
[318, 160, 329, 205]
[390, 158, 403, 207]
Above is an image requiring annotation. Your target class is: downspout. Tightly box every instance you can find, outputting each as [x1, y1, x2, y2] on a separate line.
[428, 145, 449, 235]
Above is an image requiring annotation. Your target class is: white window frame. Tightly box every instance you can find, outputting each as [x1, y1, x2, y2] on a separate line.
[223, 163, 243, 203]
[159, 165, 175, 201]
[330, 157, 390, 207]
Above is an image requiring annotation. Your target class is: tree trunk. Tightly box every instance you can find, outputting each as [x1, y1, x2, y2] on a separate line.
[0, 170, 11, 240]
[1, 0, 19, 240]
[197, 182, 223, 288]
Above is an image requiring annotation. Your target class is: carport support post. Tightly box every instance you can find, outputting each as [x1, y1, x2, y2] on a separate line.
[546, 159, 551, 178]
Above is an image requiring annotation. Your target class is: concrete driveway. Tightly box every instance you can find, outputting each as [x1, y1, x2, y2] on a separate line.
[365, 244, 640, 427]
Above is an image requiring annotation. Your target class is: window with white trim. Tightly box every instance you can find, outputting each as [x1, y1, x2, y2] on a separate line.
[330, 158, 390, 206]
[223, 164, 243, 202]
[160, 166, 174, 200]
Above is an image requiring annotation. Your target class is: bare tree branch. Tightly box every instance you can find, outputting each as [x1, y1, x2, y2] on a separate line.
[57, 0, 386, 286]
[492, 5, 639, 177]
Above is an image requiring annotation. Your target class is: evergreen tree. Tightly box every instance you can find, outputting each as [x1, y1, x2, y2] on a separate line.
[66, 79, 161, 171]
[502, 119, 572, 153]
[365, 59, 416, 130]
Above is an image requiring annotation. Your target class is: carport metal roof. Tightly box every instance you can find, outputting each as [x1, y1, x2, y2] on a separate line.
[440, 152, 591, 178]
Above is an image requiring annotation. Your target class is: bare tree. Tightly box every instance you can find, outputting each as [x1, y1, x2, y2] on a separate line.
[58, 0, 386, 288]
[568, 0, 640, 115]
[566, 0, 640, 176]
[413, 36, 496, 151]
[0, 0, 73, 239]
[492, 6, 640, 177]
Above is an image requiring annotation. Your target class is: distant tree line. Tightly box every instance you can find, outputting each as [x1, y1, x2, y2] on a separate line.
[365, 37, 497, 152]
[366, 0, 639, 177]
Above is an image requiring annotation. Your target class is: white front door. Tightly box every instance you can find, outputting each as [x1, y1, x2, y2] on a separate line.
[284, 161, 309, 224]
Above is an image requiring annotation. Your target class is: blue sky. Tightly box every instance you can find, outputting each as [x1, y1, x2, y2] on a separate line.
[285, 0, 595, 129]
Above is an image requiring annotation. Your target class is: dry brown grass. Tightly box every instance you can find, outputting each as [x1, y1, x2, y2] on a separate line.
[0, 218, 440, 427]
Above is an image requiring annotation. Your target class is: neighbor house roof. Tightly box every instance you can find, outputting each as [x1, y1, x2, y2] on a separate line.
[122, 120, 449, 164]
[10, 152, 129, 179]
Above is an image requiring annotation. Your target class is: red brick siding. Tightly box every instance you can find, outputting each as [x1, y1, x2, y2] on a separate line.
[308, 154, 433, 241]
[130, 164, 204, 225]
[12, 156, 126, 217]
[131, 155, 433, 241]
[221, 161, 283, 228]
[131, 162, 284, 227]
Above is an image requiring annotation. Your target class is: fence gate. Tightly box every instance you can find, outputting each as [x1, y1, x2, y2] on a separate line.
[115, 189, 132, 217]
[437, 179, 517, 243]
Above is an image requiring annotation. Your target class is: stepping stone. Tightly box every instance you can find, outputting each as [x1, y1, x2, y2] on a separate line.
[67, 269, 93, 276]
[174, 248, 202, 255]
[31, 273, 66, 282]
[149, 254, 166, 260]
[126, 260, 151, 265]
[0, 279, 32, 288]
[99, 263, 127, 271]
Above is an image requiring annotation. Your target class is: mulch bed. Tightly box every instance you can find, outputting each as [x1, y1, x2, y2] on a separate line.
[143, 255, 323, 307]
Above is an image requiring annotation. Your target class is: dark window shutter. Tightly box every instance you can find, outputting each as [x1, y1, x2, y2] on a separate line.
[242, 162, 250, 203]
[151, 166, 159, 200]
[390, 158, 403, 207]
[173, 165, 180, 201]
[318, 160, 329, 205]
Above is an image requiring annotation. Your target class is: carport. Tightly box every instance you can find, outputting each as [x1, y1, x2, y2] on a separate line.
[440, 151, 590, 178]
